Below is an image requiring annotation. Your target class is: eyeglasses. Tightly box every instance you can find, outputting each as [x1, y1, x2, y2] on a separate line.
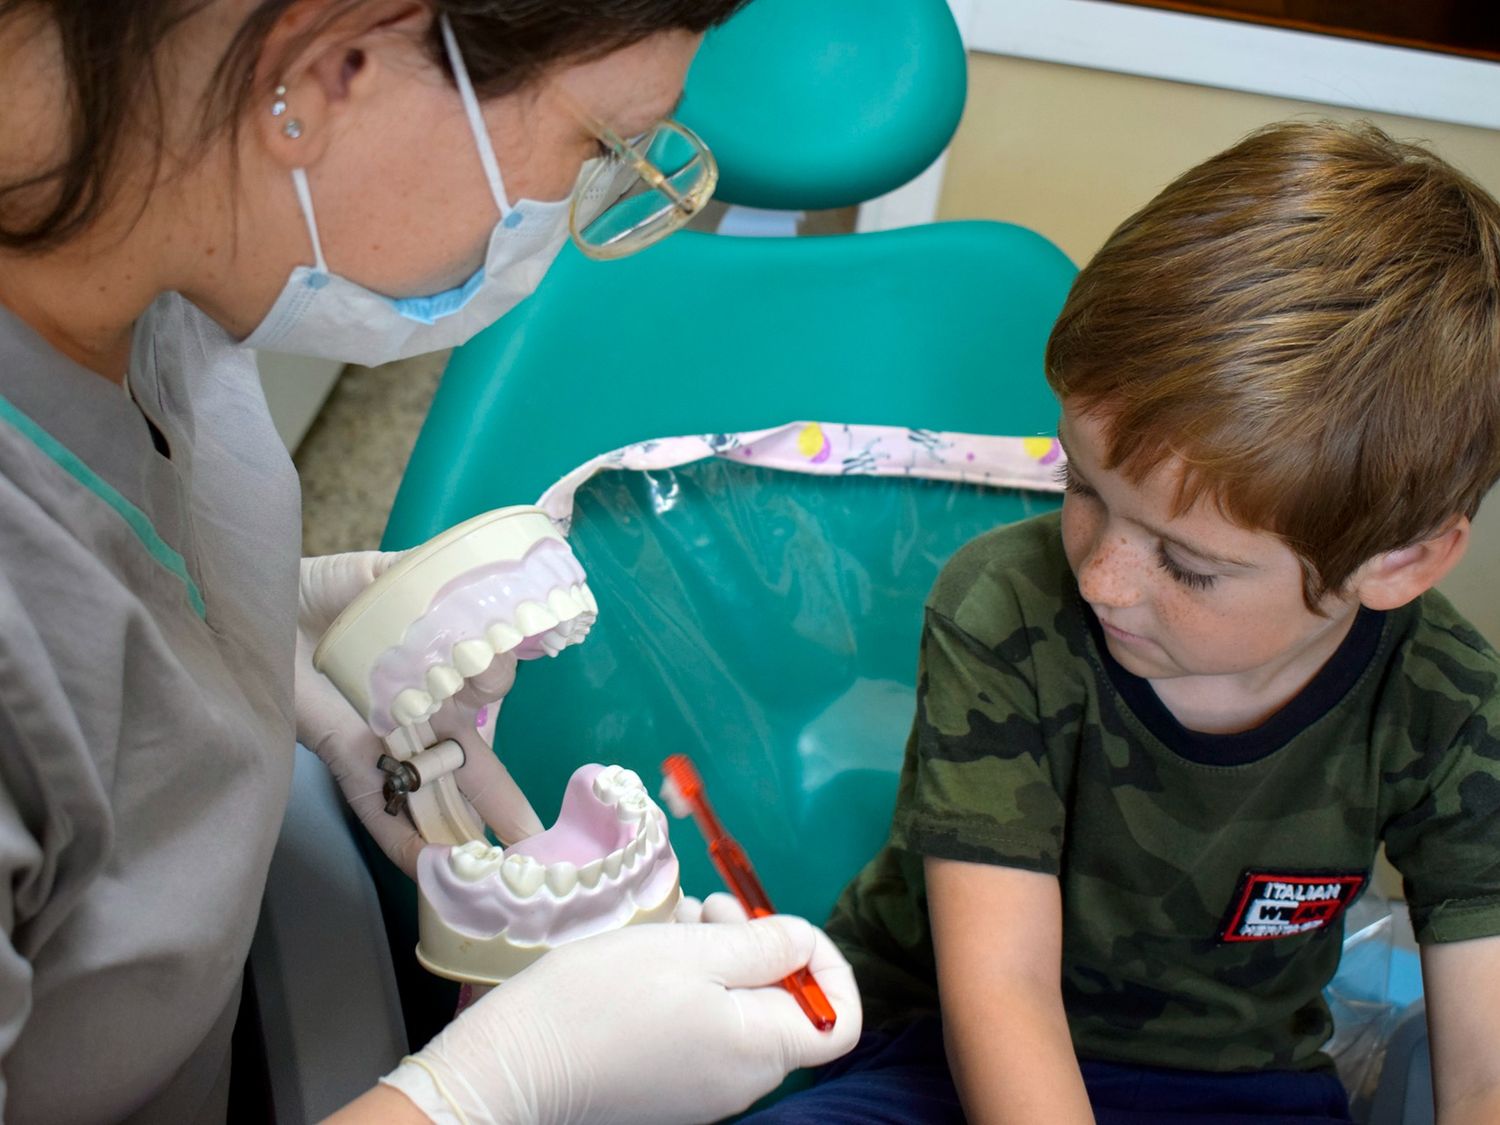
[569, 118, 718, 261]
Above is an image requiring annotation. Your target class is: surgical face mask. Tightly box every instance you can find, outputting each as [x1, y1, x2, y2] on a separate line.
[243, 17, 572, 367]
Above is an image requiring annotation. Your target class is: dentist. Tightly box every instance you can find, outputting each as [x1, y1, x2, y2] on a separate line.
[0, 1, 860, 1122]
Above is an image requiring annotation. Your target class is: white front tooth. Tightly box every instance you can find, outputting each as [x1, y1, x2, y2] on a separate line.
[453, 639, 494, 677]
[515, 601, 560, 635]
[623, 837, 641, 865]
[579, 858, 605, 888]
[592, 765, 624, 804]
[500, 854, 545, 897]
[603, 849, 624, 879]
[547, 588, 584, 622]
[450, 841, 504, 882]
[617, 790, 650, 822]
[645, 811, 664, 844]
[393, 688, 433, 727]
[487, 622, 525, 654]
[545, 861, 579, 896]
[577, 583, 599, 614]
[426, 664, 464, 700]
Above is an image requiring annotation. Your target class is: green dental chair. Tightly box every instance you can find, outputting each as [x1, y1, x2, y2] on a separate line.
[372, 0, 1079, 1059]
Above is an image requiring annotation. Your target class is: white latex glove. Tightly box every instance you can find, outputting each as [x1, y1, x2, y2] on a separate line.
[382, 914, 863, 1125]
[296, 551, 545, 876]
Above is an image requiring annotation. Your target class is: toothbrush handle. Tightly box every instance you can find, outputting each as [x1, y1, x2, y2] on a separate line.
[708, 839, 838, 1032]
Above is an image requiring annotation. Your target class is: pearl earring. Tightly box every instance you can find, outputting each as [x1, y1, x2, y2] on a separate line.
[272, 84, 303, 139]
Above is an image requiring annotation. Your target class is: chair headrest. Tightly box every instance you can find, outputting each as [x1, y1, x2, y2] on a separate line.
[678, 0, 968, 211]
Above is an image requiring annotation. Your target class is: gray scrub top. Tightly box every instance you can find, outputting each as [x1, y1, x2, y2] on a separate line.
[0, 295, 301, 1122]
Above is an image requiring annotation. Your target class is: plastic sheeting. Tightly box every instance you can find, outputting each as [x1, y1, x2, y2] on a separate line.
[495, 456, 1059, 921]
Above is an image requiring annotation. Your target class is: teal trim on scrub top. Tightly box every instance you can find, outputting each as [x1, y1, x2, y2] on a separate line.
[0, 393, 207, 619]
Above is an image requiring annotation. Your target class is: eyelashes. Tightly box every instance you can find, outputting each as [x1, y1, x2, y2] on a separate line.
[1055, 461, 1086, 494]
[1155, 545, 1217, 590]
[1059, 461, 1219, 591]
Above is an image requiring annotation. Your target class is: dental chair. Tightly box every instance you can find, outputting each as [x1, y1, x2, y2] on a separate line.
[364, 0, 1073, 1085]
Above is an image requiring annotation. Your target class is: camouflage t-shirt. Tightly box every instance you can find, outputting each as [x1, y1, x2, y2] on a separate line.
[827, 512, 1500, 1073]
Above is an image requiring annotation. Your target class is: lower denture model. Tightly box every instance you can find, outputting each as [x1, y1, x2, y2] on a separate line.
[312, 506, 681, 984]
[418, 764, 680, 984]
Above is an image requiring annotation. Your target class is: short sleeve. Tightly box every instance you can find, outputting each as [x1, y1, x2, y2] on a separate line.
[0, 776, 41, 1118]
[1384, 699, 1500, 944]
[891, 606, 1067, 874]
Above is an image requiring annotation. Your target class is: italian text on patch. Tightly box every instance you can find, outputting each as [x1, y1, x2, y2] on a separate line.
[1218, 870, 1367, 943]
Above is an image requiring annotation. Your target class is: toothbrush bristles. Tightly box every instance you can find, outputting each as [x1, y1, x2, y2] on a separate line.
[658, 774, 693, 819]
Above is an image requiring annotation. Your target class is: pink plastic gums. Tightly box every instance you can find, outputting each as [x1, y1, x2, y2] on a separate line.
[417, 764, 679, 947]
[506, 766, 638, 866]
[368, 537, 587, 734]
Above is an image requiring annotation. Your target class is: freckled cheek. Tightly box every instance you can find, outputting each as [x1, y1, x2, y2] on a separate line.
[1059, 497, 1097, 575]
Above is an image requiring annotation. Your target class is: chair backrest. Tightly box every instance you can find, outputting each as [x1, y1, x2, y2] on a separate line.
[676, 0, 968, 209]
[386, 222, 1075, 546]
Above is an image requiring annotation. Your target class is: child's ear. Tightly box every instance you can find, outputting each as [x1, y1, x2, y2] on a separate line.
[1351, 516, 1471, 611]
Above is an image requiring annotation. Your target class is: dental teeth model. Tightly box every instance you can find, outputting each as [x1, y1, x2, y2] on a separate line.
[313, 505, 597, 843]
[417, 763, 681, 985]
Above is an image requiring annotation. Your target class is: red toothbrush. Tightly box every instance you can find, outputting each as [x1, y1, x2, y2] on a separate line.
[659, 754, 837, 1031]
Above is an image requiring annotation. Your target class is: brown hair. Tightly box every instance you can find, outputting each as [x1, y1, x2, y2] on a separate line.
[0, 0, 749, 251]
[1046, 120, 1500, 608]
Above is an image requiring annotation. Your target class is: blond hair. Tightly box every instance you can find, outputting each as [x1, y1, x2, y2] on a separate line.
[1046, 120, 1500, 607]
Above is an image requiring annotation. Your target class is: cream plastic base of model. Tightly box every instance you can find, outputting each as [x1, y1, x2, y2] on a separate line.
[415, 887, 682, 986]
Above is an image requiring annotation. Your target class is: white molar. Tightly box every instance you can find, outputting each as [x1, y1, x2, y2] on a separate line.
[451, 840, 506, 882]
[592, 765, 645, 806]
[616, 790, 650, 823]
[501, 853, 546, 897]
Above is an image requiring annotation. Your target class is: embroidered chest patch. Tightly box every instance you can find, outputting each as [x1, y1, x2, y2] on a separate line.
[1218, 870, 1367, 942]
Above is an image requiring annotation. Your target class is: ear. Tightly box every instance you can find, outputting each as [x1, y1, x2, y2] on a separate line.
[1351, 516, 1471, 612]
[249, 0, 433, 171]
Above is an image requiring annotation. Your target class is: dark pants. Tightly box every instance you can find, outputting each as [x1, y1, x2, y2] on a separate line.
[742, 1017, 1352, 1124]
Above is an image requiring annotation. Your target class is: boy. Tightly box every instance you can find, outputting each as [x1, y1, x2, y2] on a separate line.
[749, 121, 1500, 1123]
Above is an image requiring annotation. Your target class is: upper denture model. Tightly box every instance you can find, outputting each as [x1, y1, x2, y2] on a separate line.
[416, 764, 682, 984]
[315, 505, 595, 735]
[313, 505, 597, 843]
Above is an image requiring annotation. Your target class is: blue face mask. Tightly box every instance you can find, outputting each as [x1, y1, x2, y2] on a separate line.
[242, 16, 573, 366]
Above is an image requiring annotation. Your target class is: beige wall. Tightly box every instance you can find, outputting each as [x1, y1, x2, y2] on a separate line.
[937, 54, 1500, 639]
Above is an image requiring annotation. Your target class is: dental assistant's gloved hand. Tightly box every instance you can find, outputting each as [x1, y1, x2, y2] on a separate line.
[382, 914, 862, 1125]
[295, 552, 545, 876]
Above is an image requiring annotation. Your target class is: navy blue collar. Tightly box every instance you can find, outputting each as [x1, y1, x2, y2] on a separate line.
[1085, 601, 1386, 766]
